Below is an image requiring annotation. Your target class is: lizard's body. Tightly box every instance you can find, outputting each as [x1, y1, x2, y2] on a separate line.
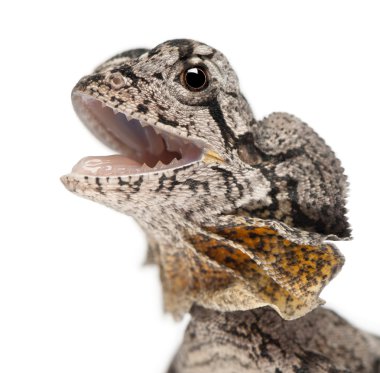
[62, 39, 380, 372]
[170, 306, 380, 373]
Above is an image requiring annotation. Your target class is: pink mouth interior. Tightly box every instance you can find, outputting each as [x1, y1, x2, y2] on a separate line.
[71, 95, 204, 176]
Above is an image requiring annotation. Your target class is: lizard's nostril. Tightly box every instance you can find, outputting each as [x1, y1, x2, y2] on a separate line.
[107, 72, 126, 89]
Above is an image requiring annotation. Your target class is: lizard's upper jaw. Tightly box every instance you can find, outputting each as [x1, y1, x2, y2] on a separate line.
[70, 93, 218, 177]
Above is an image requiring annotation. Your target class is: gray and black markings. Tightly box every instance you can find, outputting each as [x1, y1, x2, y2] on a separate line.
[62, 39, 368, 373]
[170, 306, 380, 373]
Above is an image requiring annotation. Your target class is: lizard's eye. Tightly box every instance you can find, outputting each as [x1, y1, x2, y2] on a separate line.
[182, 66, 208, 92]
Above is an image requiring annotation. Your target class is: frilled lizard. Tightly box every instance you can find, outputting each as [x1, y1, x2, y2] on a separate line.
[61, 39, 380, 372]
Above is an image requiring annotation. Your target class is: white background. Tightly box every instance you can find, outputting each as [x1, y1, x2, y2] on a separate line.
[1, 1, 379, 372]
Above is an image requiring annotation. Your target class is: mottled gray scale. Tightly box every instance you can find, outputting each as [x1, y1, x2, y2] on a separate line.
[60, 39, 374, 373]
[241, 113, 350, 237]
[169, 306, 380, 373]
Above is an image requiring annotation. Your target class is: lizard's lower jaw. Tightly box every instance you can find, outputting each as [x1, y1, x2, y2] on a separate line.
[68, 93, 222, 177]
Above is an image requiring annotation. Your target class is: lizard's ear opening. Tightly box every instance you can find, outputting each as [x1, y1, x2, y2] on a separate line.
[237, 132, 262, 165]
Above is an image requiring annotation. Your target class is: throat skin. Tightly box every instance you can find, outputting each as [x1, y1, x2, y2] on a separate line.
[63, 161, 271, 316]
[62, 39, 351, 320]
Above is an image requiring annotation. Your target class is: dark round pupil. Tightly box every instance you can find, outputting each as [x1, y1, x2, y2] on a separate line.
[185, 67, 207, 90]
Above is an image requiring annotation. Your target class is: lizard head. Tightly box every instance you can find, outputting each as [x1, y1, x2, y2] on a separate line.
[62, 39, 257, 221]
[62, 39, 350, 319]
[71, 39, 251, 165]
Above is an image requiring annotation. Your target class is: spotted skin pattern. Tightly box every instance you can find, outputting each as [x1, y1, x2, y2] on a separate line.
[187, 219, 344, 319]
[62, 39, 380, 372]
[169, 306, 380, 373]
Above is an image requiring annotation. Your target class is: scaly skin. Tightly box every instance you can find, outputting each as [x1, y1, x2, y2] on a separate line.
[61, 39, 379, 372]
[169, 306, 380, 373]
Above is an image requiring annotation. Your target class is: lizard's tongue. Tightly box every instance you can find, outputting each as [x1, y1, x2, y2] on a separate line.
[71, 152, 189, 176]
[72, 155, 143, 177]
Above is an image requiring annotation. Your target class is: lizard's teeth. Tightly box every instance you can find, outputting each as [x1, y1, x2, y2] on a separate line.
[165, 135, 182, 152]
[155, 161, 165, 169]
[71, 93, 206, 176]
[121, 111, 130, 121]
[153, 126, 162, 135]
[145, 126, 166, 155]
[141, 163, 153, 171]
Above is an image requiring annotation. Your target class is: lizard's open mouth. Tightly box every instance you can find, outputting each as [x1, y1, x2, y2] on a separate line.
[70, 93, 213, 177]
